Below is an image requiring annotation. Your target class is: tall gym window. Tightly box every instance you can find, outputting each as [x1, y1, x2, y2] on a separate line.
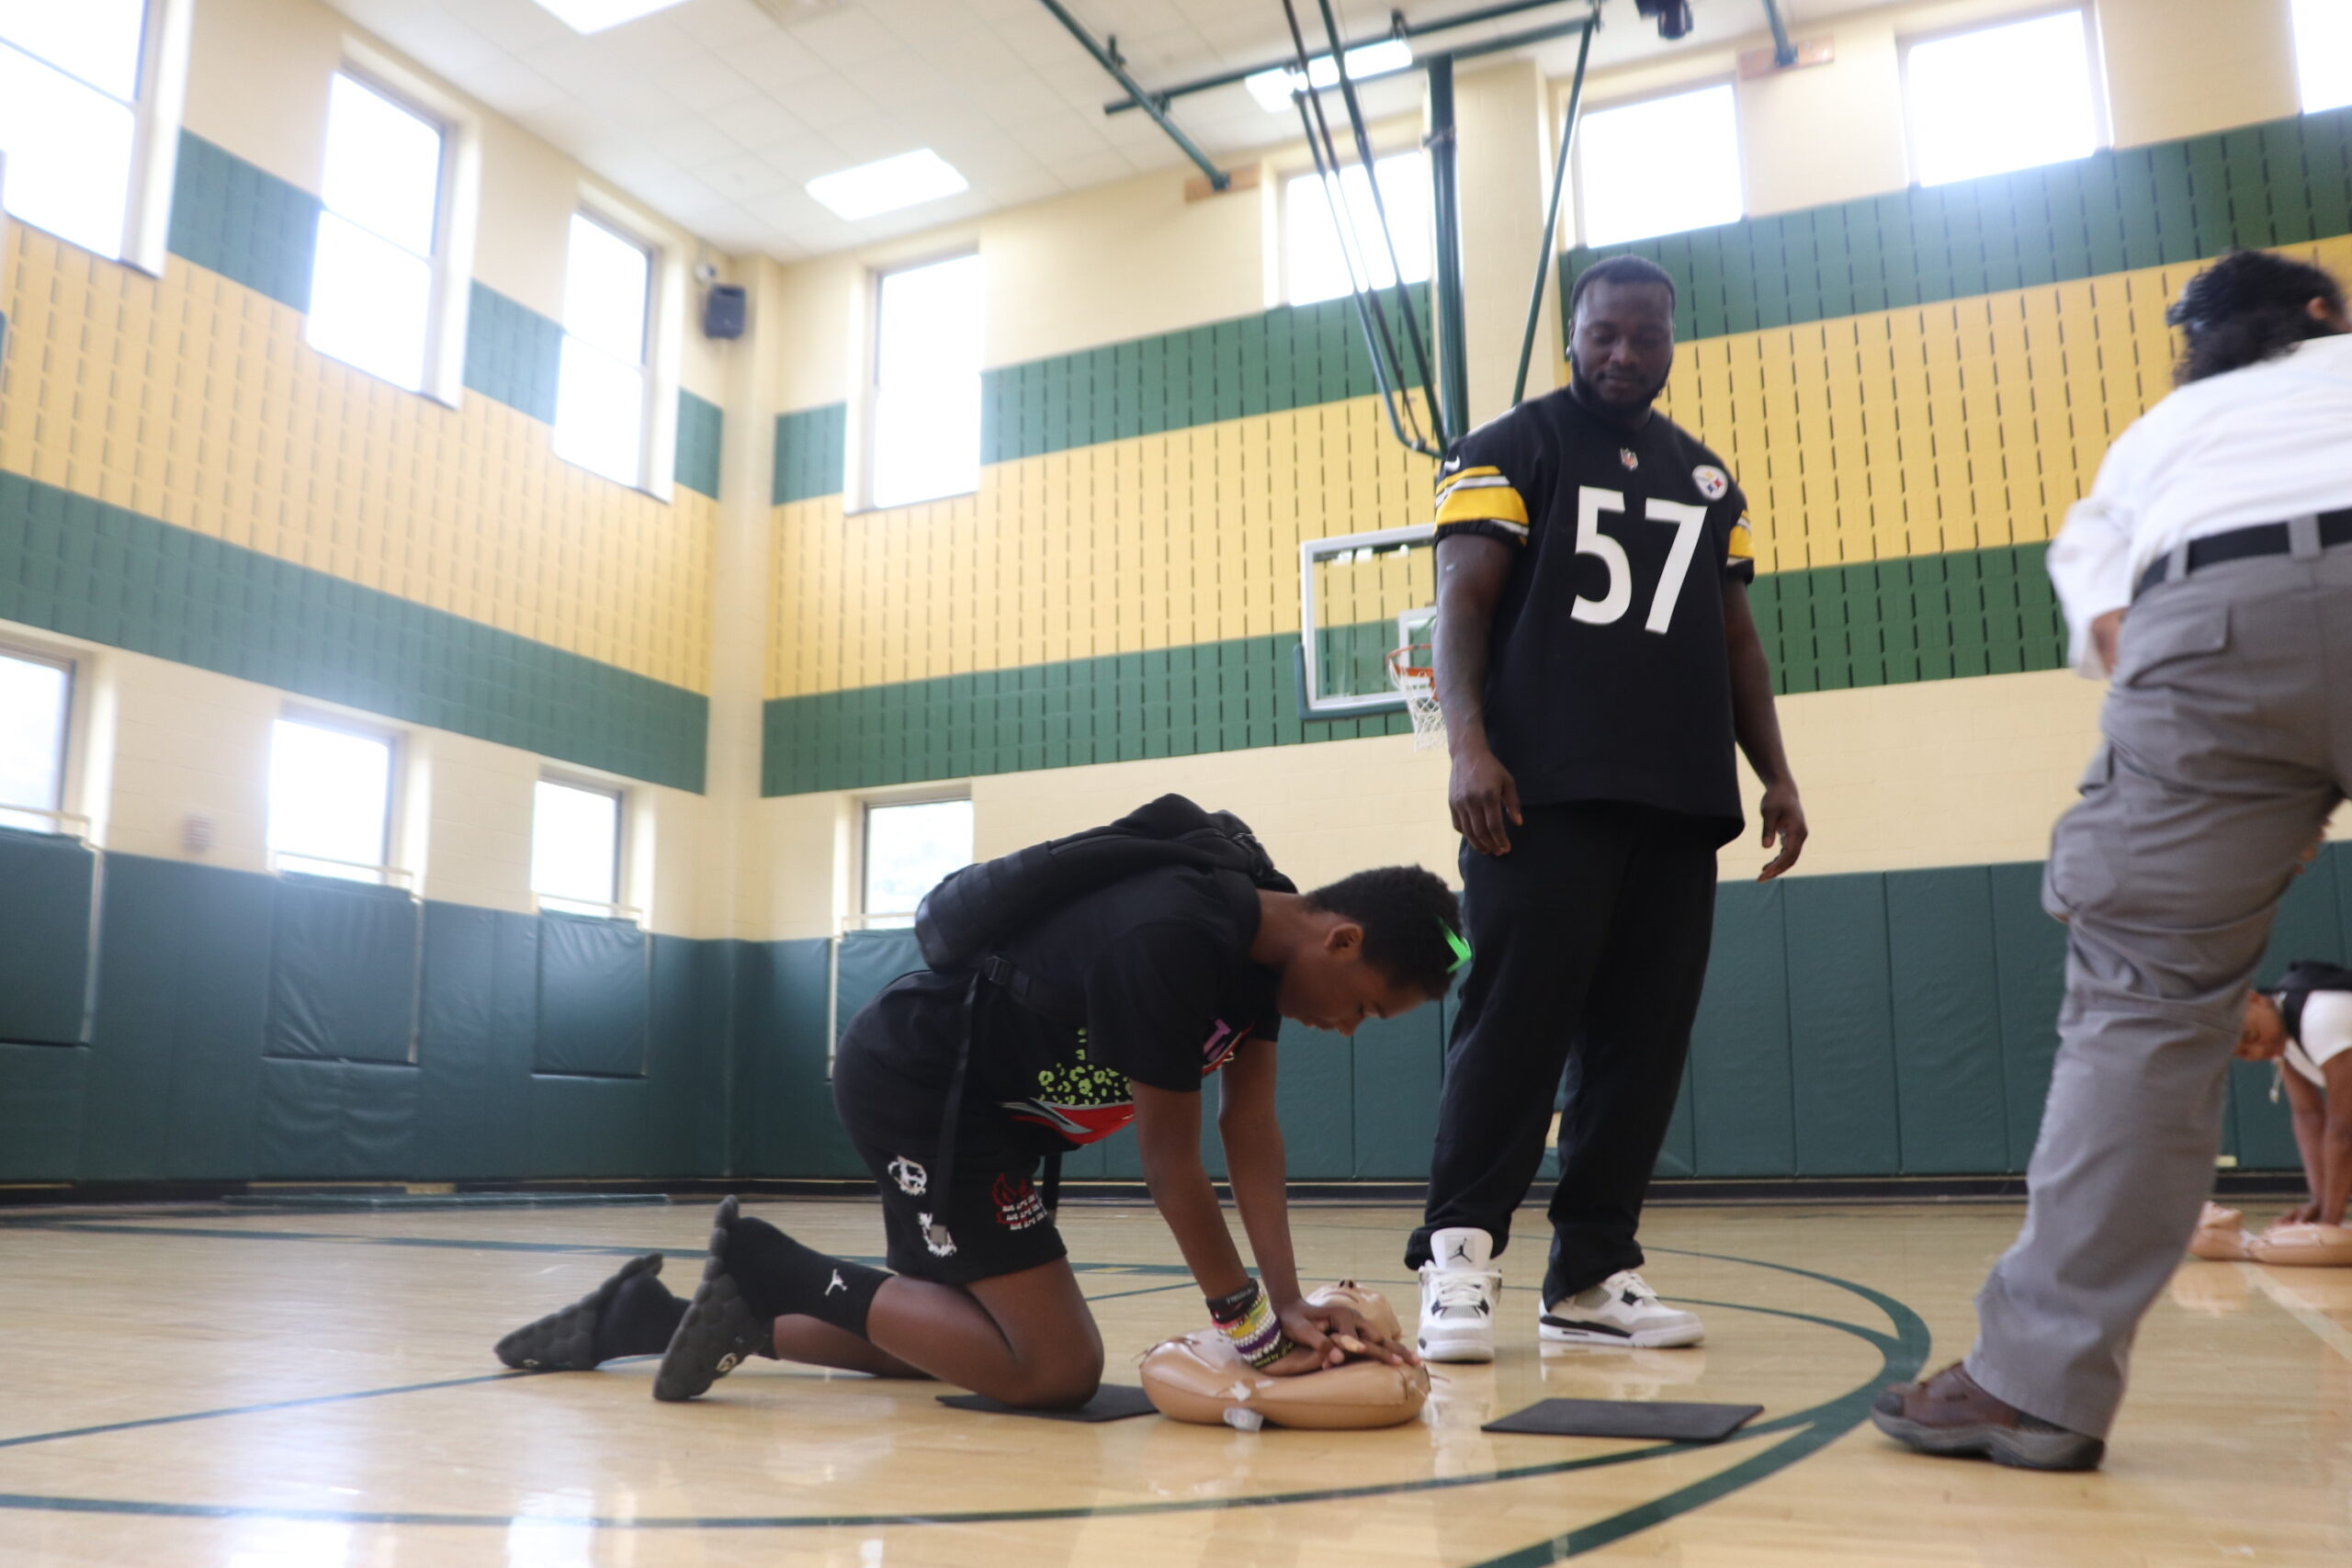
[1577, 85, 1743, 248]
[1905, 11, 2099, 188]
[868, 254, 981, 510]
[554, 212, 654, 489]
[307, 71, 447, 393]
[533, 777, 624, 916]
[2292, 0, 2352, 114]
[0, 0, 176, 264]
[1284, 151, 1430, 308]
[860, 797, 973, 930]
[0, 648, 73, 836]
[268, 716, 395, 884]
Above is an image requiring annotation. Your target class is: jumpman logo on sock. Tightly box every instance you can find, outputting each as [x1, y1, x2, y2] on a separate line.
[826, 1269, 846, 1295]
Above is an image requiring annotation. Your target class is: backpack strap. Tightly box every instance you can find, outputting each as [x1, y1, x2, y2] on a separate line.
[978, 953, 1087, 1031]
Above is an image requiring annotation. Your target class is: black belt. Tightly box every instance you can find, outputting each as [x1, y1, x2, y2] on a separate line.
[2134, 508, 2352, 598]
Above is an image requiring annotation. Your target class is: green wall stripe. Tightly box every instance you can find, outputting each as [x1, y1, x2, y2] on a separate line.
[979, 288, 1430, 466]
[773, 403, 847, 505]
[1566, 105, 2352, 344]
[760, 541, 2061, 795]
[166, 132, 318, 312]
[673, 390, 724, 500]
[0, 472, 707, 792]
[460, 283, 562, 423]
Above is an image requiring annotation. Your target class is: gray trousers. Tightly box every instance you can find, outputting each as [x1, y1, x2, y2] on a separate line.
[1969, 535, 2352, 1439]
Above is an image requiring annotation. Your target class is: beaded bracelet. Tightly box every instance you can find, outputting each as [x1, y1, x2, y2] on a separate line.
[1206, 1279, 1295, 1371]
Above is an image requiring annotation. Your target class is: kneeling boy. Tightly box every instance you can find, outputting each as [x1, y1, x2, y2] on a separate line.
[497, 821, 1459, 1408]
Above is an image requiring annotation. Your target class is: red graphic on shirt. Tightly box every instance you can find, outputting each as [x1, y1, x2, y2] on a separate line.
[991, 1173, 1049, 1230]
[1004, 1021, 1253, 1146]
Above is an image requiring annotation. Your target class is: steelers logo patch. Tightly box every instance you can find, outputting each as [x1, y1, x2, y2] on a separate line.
[1693, 465, 1730, 501]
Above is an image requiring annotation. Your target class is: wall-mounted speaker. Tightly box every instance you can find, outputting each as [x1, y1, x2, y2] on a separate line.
[703, 284, 747, 340]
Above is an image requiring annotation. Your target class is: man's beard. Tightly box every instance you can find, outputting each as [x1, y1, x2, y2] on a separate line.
[1568, 349, 1667, 412]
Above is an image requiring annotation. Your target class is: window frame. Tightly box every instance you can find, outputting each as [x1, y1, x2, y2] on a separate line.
[531, 770, 632, 920]
[2289, 0, 2352, 116]
[0, 0, 191, 275]
[858, 249, 982, 514]
[1897, 6, 2109, 191]
[0, 638, 78, 838]
[854, 791, 973, 931]
[553, 197, 678, 498]
[1570, 76, 1747, 251]
[266, 710, 404, 886]
[305, 48, 481, 407]
[1277, 143, 1432, 310]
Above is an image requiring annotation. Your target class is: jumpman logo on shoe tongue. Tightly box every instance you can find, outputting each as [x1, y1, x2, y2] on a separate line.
[827, 1269, 847, 1295]
[1449, 1237, 1476, 1264]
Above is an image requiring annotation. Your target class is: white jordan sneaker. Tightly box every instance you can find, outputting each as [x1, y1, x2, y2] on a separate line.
[1538, 1269, 1705, 1348]
[1419, 1226, 1503, 1362]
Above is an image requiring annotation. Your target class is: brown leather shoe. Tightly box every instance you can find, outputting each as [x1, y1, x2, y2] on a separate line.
[1869, 1362, 2105, 1472]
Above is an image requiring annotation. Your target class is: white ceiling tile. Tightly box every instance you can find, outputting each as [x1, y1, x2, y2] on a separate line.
[652, 59, 767, 109]
[723, 28, 834, 85]
[772, 73, 877, 124]
[706, 95, 811, 148]
[671, 0, 786, 49]
[790, 8, 905, 68]
[644, 117, 745, 166]
[443, 0, 574, 53]
[453, 58, 573, 117]
[698, 149, 798, 198]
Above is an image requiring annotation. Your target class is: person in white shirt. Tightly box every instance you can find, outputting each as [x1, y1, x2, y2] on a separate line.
[1872, 250, 2352, 1472]
[2236, 961, 2352, 1230]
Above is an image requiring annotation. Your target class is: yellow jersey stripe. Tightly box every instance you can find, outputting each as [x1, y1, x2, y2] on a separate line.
[1435, 484, 1530, 529]
[1433, 464, 1503, 500]
[1726, 519, 1755, 562]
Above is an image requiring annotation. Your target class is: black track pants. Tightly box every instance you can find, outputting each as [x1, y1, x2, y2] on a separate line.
[1405, 801, 1720, 1302]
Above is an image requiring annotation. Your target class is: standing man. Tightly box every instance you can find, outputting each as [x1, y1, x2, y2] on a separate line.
[1408, 255, 1807, 1361]
[1872, 249, 2352, 1471]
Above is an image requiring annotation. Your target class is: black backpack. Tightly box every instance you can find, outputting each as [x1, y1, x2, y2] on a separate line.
[914, 794, 1295, 1026]
[2274, 959, 2352, 1041]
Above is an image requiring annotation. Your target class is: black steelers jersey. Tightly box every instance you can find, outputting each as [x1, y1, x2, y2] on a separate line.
[1432, 385, 1756, 843]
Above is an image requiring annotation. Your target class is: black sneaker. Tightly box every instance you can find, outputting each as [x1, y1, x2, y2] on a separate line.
[494, 1253, 665, 1372]
[652, 1196, 773, 1403]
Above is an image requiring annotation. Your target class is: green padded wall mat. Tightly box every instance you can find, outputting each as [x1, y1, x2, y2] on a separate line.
[0, 1043, 88, 1180]
[0, 828, 96, 1045]
[1272, 1028, 1354, 1179]
[256, 1057, 421, 1178]
[1886, 867, 2013, 1173]
[462, 283, 563, 423]
[1350, 1004, 1444, 1179]
[265, 876, 421, 1064]
[83, 855, 273, 1181]
[752, 938, 864, 1180]
[413, 904, 536, 1181]
[832, 930, 926, 1050]
[536, 913, 650, 1077]
[1987, 862, 2066, 1166]
[1687, 880, 1796, 1177]
[1783, 874, 1903, 1176]
[166, 132, 318, 311]
[528, 1074, 650, 1177]
[646, 935, 726, 1175]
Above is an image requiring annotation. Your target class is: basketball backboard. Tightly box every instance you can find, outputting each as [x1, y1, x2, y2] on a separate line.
[1298, 523, 1436, 716]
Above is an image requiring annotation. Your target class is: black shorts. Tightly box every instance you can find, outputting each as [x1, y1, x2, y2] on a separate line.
[831, 1026, 1069, 1287]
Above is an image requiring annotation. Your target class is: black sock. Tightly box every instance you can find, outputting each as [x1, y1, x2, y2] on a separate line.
[725, 1213, 889, 1339]
[589, 1269, 689, 1363]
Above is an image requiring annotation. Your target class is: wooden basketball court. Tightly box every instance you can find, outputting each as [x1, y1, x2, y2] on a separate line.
[3, 1197, 2346, 1566]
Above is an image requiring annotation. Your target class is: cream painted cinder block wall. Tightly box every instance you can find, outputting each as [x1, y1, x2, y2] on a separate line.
[183, 0, 731, 400]
[751, 659, 2352, 942]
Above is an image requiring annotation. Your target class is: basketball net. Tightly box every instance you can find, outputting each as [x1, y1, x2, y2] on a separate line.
[1385, 645, 1444, 751]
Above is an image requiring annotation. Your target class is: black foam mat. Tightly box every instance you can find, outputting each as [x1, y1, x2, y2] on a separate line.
[936, 1383, 1160, 1422]
[1481, 1398, 1762, 1442]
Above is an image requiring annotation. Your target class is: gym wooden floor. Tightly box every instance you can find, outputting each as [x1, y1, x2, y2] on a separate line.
[1, 1199, 2346, 1566]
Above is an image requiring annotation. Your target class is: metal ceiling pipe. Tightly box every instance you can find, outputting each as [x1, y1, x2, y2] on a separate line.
[1034, 0, 1231, 189]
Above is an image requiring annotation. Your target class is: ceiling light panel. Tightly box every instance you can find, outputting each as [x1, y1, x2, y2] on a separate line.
[532, 0, 692, 34]
[806, 149, 969, 220]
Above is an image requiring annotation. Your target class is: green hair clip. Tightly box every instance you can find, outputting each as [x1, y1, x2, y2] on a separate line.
[1442, 922, 1473, 975]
